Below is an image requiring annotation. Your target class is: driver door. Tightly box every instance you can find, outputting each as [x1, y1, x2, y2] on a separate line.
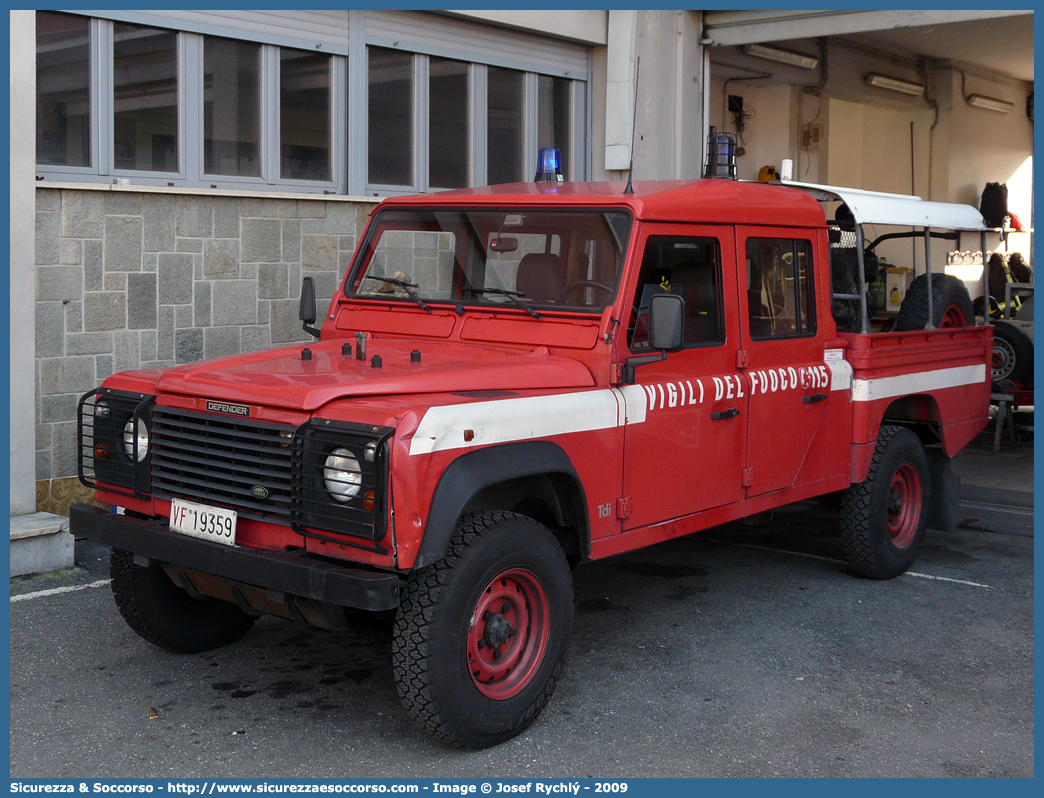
[619, 224, 747, 532]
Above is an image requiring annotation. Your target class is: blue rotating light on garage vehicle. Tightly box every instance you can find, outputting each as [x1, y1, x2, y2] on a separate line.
[535, 147, 563, 182]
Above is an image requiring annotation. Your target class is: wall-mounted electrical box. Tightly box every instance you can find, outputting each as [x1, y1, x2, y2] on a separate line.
[801, 123, 823, 150]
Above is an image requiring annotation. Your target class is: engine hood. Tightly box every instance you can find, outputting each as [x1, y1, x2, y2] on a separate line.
[155, 339, 595, 411]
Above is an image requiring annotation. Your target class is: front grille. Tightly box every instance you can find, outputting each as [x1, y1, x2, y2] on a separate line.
[151, 408, 296, 524]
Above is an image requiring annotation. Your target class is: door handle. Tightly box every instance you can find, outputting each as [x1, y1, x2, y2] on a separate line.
[711, 407, 740, 420]
[802, 393, 828, 404]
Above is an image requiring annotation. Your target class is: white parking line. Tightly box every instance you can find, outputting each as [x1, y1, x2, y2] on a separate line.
[903, 571, 991, 589]
[10, 579, 111, 603]
[7, 535, 996, 604]
[959, 500, 1034, 517]
[704, 539, 991, 589]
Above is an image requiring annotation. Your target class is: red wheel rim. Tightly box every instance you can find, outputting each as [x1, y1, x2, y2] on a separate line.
[940, 305, 967, 328]
[887, 463, 922, 548]
[466, 568, 550, 700]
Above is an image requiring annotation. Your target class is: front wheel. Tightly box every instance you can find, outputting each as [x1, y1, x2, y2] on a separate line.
[392, 511, 573, 748]
[839, 426, 930, 579]
[110, 549, 257, 653]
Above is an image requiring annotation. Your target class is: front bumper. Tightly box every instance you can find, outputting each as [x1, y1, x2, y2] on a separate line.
[70, 503, 400, 611]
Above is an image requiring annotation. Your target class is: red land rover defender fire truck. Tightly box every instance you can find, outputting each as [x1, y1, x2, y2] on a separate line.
[71, 176, 992, 748]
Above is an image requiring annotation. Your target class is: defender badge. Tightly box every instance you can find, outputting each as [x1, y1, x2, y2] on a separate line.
[206, 399, 251, 417]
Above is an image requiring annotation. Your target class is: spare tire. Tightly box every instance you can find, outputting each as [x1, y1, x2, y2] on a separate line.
[895, 273, 974, 330]
[990, 320, 1033, 388]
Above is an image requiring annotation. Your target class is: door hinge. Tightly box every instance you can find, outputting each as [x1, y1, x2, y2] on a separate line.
[736, 350, 750, 369]
[616, 497, 631, 519]
[741, 467, 754, 488]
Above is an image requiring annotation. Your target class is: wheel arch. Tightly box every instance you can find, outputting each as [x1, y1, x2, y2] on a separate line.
[854, 394, 942, 484]
[414, 441, 589, 569]
[880, 394, 944, 446]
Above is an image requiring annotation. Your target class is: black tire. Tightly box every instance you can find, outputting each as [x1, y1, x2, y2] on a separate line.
[110, 549, 257, 653]
[990, 320, 1034, 387]
[839, 426, 930, 579]
[972, 295, 1001, 320]
[895, 273, 974, 330]
[392, 511, 573, 749]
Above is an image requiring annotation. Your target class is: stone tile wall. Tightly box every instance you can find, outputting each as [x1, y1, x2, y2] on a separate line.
[34, 186, 377, 505]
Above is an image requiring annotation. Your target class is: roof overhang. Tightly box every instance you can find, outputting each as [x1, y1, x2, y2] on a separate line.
[780, 180, 987, 231]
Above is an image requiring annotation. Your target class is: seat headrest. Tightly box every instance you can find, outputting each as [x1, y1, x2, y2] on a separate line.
[515, 253, 564, 303]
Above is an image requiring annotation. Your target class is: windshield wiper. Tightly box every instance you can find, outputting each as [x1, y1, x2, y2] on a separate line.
[467, 288, 541, 319]
[363, 276, 433, 313]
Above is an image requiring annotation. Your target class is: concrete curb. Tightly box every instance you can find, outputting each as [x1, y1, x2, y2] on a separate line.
[10, 512, 75, 577]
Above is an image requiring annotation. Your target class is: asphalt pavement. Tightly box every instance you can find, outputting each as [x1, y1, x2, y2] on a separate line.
[9, 435, 1034, 778]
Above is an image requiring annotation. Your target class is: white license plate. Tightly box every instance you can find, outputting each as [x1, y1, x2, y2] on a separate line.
[169, 498, 237, 546]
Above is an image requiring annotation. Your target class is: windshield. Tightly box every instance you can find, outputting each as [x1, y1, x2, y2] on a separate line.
[345, 208, 633, 313]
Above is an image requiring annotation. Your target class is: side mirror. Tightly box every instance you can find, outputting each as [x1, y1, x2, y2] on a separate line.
[299, 277, 321, 339]
[621, 293, 685, 384]
[647, 294, 685, 352]
[299, 276, 316, 324]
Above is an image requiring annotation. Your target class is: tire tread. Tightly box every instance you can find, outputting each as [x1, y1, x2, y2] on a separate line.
[391, 510, 569, 748]
[840, 425, 921, 579]
[895, 273, 973, 331]
[110, 549, 256, 654]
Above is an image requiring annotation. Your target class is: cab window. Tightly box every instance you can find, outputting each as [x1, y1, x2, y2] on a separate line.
[745, 238, 815, 339]
[629, 237, 724, 350]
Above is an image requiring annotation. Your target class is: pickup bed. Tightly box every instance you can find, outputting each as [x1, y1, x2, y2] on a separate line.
[71, 177, 991, 748]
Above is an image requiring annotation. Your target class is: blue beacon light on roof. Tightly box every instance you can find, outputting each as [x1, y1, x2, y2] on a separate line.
[534, 148, 563, 182]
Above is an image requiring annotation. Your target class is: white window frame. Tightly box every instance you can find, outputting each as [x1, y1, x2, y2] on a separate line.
[425, 55, 472, 194]
[37, 15, 344, 193]
[36, 11, 588, 195]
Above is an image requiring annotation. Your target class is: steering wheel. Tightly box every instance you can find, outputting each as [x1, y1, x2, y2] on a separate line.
[558, 280, 615, 306]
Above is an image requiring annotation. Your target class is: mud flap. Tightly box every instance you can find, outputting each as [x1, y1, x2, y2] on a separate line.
[926, 447, 960, 533]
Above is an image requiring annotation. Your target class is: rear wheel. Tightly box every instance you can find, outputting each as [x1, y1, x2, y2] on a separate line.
[839, 426, 930, 579]
[110, 549, 257, 653]
[895, 273, 974, 330]
[392, 511, 573, 749]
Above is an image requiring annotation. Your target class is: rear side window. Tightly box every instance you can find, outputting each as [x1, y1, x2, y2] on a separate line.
[746, 238, 815, 339]
[629, 237, 724, 350]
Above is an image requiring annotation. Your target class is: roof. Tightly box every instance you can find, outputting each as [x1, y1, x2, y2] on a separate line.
[378, 178, 987, 232]
[379, 178, 827, 228]
[781, 180, 987, 231]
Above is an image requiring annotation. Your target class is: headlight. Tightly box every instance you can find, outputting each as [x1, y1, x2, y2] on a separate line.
[324, 447, 362, 502]
[123, 417, 149, 462]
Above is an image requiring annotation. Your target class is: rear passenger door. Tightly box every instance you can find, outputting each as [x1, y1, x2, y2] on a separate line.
[738, 227, 847, 496]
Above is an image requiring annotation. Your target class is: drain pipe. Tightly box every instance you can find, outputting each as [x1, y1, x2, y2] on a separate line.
[699, 13, 713, 175]
[796, 38, 828, 180]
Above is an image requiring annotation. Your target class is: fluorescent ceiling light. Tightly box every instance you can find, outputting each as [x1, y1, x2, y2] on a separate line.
[865, 72, 925, 96]
[742, 43, 818, 70]
[967, 93, 1013, 113]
